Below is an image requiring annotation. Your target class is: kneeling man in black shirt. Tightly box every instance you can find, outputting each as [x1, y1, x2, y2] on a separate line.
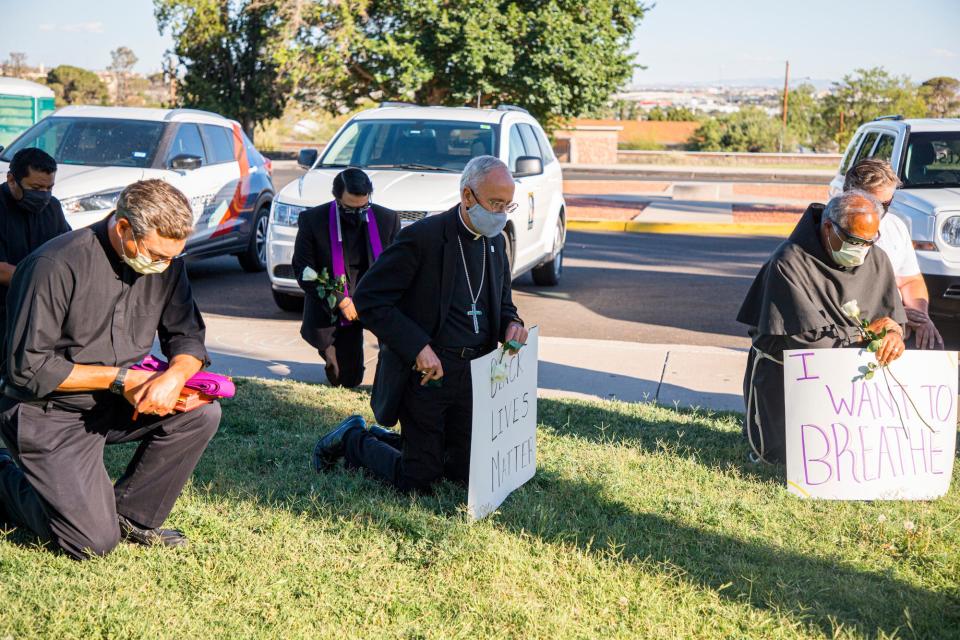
[0, 179, 220, 560]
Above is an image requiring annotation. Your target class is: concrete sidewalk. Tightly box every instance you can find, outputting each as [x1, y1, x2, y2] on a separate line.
[198, 313, 748, 413]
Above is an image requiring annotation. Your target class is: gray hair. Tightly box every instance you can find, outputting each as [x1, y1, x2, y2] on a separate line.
[824, 189, 884, 230]
[116, 179, 194, 240]
[460, 155, 510, 192]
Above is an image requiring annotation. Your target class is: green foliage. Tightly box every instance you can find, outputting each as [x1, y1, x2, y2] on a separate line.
[645, 105, 698, 122]
[688, 107, 783, 152]
[154, 0, 300, 140]
[45, 65, 108, 107]
[920, 76, 960, 118]
[0, 379, 957, 637]
[784, 83, 831, 151]
[312, 0, 649, 129]
[822, 67, 927, 148]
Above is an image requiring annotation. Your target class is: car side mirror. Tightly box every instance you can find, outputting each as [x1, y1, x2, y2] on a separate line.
[170, 154, 202, 171]
[298, 148, 318, 169]
[513, 156, 543, 178]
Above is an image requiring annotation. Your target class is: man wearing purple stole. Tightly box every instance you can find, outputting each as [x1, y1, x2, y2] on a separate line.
[292, 169, 400, 388]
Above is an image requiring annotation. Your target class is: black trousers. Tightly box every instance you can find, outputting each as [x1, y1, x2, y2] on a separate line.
[344, 352, 473, 492]
[320, 322, 365, 388]
[0, 395, 220, 560]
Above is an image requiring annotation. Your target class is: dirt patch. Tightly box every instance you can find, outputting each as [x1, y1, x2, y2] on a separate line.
[566, 199, 647, 221]
[732, 204, 805, 224]
[563, 180, 671, 195]
[733, 183, 829, 202]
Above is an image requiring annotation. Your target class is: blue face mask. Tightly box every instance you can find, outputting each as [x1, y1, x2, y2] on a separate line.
[465, 190, 508, 238]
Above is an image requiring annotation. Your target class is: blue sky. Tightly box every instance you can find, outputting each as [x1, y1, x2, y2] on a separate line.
[4, 0, 959, 85]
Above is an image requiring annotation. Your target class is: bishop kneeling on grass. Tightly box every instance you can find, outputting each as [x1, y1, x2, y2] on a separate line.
[737, 190, 908, 464]
[312, 156, 528, 494]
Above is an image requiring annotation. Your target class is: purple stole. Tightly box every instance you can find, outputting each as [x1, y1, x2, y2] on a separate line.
[328, 201, 384, 325]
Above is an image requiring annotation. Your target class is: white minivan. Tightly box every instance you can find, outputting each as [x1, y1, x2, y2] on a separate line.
[266, 104, 567, 311]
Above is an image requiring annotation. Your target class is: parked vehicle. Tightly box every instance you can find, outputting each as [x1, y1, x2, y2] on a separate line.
[830, 117, 960, 317]
[0, 105, 275, 271]
[266, 103, 567, 311]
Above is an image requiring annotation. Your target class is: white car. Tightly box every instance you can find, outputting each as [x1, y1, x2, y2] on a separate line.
[0, 105, 276, 271]
[829, 117, 960, 317]
[266, 104, 567, 311]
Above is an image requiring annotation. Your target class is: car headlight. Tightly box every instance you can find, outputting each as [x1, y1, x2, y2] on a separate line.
[61, 189, 123, 214]
[272, 201, 307, 227]
[941, 216, 960, 247]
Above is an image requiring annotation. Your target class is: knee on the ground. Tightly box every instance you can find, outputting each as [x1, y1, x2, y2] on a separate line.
[61, 525, 122, 560]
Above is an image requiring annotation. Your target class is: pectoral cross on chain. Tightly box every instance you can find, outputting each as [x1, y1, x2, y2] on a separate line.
[467, 303, 483, 334]
[457, 235, 486, 335]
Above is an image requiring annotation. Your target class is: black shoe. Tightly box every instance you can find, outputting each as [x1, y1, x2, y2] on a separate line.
[367, 423, 396, 439]
[118, 514, 188, 548]
[313, 414, 365, 472]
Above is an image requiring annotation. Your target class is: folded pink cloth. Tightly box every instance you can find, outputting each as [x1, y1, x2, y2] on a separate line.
[132, 355, 236, 399]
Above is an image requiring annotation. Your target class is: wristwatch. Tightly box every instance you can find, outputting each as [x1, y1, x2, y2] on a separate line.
[110, 367, 129, 395]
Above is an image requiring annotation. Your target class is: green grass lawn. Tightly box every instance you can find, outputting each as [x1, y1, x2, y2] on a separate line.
[1, 378, 958, 639]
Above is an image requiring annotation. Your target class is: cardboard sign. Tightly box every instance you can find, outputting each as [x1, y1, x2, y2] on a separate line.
[467, 326, 539, 519]
[783, 348, 957, 500]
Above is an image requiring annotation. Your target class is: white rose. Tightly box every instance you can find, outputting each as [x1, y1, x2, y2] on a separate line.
[841, 300, 861, 320]
[302, 266, 319, 282]
[491, 362, 508, 384]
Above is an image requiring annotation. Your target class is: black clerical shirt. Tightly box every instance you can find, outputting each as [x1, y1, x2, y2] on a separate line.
[3, 216, 208, 407]
[0, 183, 71, 322]
[433, 213, 491, 349]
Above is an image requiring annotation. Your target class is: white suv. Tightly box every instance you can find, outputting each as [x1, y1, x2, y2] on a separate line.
[0, 105, 276, 272]
[266, 104, 567, 311]
[829, 117, 960, 317]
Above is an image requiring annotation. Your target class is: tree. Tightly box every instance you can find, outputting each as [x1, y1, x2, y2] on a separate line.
[688, 107, 782, 152]
[109, 46, 139, 105]
[154, 0, 302, 140]
[3, 52, 28, 78]
[646, 106, 698, 122]
[784, 83, 831, 151]
[920, 76, 960, 118]
[821, 67, 927, 147]
[313, 0, 649, 129]
[46, 65, 108, 106]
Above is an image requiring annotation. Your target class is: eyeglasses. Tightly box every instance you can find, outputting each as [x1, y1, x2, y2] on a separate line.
[833, 223, 881, 247]
[137, 239, 185, 263]
[470, 188, 518, 214]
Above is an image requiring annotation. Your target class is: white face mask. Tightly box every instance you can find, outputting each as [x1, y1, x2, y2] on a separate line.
[830, 225, 870, 268]
[121, 229, 171, 275]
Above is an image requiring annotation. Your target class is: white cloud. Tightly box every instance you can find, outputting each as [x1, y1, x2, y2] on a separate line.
[931, 48, 957, 58]
[39, 22, 105, 34]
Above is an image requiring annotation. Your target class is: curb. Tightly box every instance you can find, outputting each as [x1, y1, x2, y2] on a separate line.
[567, 219, 795, 237]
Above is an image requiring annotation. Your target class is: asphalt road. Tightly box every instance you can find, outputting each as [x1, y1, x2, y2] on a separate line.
[186, 229, 781, 350]
[184, 164, 782, 350]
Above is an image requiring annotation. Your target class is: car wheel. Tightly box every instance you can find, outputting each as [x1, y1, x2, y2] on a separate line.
[272, 290, 304, 313]
[238, 205, 270, 272]
[532, 217, 565, 286]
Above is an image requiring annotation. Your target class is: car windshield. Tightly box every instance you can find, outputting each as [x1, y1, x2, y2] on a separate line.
[318, 119, 499, 172]
[901, 132, 960, 189]
[0, 117, 165, 168]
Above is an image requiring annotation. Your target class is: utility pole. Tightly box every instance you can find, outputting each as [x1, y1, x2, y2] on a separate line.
[779, 60, 790, 153]
[476, 90, 481, 109]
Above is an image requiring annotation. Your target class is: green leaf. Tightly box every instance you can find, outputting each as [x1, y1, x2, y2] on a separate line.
[867, 340, 881, 353]
[326, 294, 337, 308]
[864, 371, 875, 380]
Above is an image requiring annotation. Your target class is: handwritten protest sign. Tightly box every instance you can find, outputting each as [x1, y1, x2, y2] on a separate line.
[467, 326, 539, 520]
[783, 348, 957, 500]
